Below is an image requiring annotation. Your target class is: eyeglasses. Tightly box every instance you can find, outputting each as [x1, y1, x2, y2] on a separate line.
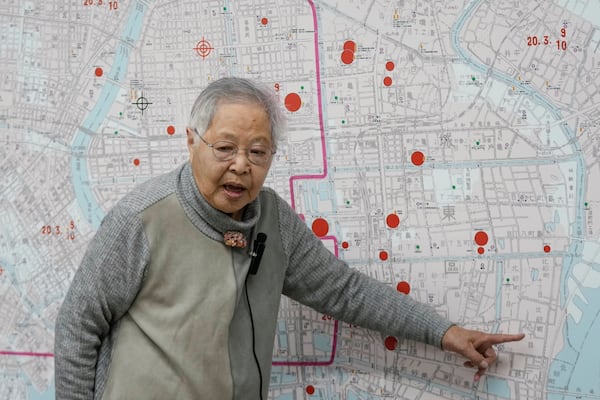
[192, 128, 275, 166]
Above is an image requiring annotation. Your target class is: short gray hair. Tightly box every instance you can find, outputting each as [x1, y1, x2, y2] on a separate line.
[188, 77, 286, 150]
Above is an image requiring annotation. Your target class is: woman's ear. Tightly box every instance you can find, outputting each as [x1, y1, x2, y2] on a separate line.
[186, 127, 195, 147]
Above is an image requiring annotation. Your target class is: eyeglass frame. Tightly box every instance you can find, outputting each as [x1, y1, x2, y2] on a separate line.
[191, 128, 276, 166]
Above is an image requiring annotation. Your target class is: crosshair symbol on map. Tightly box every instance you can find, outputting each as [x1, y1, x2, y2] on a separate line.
[194, 37, 213, 59]
[132, 93, 152, 115]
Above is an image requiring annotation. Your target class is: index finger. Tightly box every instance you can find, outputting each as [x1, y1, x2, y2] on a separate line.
[484, 333, 526, 346]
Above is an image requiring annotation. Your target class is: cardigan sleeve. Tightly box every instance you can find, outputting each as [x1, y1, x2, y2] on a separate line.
[54, 205, 150, 399]
[275, 194, 453, 348]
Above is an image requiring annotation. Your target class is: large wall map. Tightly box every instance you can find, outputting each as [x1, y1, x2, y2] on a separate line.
[1, 0, 599, 399]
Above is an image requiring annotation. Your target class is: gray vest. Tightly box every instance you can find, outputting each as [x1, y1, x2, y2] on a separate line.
[101, 192, 286, 399]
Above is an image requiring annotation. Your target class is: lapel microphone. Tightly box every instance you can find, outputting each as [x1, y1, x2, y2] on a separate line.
[248, 233, 267, 275]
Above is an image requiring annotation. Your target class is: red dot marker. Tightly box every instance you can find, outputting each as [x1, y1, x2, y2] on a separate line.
[383, 76, 393, 86]
[379, 250, 389, 261]
[94, 67, 103, 77]
[343, 40, 356, 53]
[385, 61, 395, 71]
[474, 231, 489, 246]
[261, 17, 268, 25]
[166, 125, 175, 135]
[396, 281, 410, 294]
[306, 385, 315, 395]
[384, 336, 398, 350]
[133, 158, 140, 166]
[477, 247, 485, 255]
[411, 151, 425, 166]
[341, 241, 349, 249]
[341, 49, 354, 65]
[284, 92, 302, 112]
[312, 218, 329, 237]
[544, 245, 551, 253]
[386, 213, 400, 228]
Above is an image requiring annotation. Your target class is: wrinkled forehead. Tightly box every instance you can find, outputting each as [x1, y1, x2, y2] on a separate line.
[214, 97, 268, 113]
[210, 99, 272, 133]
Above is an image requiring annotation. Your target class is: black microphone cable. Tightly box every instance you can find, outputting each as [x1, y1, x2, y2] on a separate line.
[244, 275, 263, 400]
[244, 232, 267, 400]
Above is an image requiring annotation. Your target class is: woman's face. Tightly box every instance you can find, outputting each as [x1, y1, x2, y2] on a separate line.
[187, 102, 274, 220]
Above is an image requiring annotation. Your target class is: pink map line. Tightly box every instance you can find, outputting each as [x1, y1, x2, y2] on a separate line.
[272, 234, 339, 367]
[288, 0, 328, 211]
[0, 350, 53, 357]
[273, 0, 339, 368]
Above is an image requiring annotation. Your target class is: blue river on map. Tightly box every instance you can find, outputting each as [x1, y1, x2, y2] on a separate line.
[70, 0, 147, 229]
[66, 0, 596, 399]
[27, 383, 55, 400]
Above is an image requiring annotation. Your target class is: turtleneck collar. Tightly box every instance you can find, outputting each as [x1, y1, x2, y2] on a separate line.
[176, 162, 261, 243]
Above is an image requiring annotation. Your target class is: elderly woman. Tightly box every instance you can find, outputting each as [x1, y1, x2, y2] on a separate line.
[54, 77, 524, 400]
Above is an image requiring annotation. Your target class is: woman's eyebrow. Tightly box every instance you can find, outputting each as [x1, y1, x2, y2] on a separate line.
[217, 132, 271, 145]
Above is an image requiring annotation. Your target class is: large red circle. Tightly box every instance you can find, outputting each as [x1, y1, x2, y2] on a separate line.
[284, 93, 302, 112]
[341, 49, 354, 64]
[396, 281, 410, 294]
[384, 336, 398, 350]
[386, 213, 400, 228]
[343, 40, 356, 52]
[411, 151, 425, 166]
[474, 231, 489, 246]
[311, 218, 329, 237]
